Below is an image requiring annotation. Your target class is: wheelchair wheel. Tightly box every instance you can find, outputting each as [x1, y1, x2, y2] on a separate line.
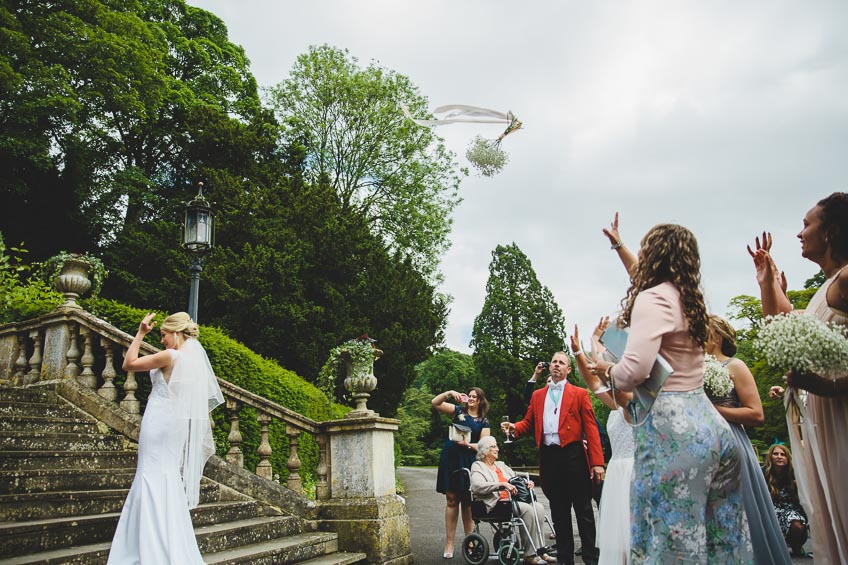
[462, 532, 489, 565]
[498, 542, 521, 565]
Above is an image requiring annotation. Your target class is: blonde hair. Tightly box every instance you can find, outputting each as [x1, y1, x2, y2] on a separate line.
[160, 312, 199, 339]
[708, 315, 738, 357]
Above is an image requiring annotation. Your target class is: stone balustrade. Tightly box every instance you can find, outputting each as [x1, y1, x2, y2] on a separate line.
[0, 306, 410, 563]
[0, 308, 329, 498]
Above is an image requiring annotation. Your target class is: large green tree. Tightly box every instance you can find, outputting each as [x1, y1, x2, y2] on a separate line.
[470, 243, 567, 463]
[267, 45, 463, 280]
[0, 0, 262, 258]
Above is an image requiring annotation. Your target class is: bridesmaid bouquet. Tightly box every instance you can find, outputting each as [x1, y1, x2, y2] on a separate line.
[703, 354, 734, 402]
[754, 313, 848, 379]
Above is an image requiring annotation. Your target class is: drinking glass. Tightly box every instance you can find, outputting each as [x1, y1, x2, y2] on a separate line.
[502, 416, 513, 443]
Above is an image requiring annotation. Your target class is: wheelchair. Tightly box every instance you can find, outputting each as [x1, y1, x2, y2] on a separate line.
[457, 469, 555, 565]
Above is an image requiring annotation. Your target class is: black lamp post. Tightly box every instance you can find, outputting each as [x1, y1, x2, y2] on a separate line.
[182, 182, 214, 322]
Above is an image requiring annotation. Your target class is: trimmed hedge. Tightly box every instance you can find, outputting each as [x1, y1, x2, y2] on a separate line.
[83, 298, 349, 488]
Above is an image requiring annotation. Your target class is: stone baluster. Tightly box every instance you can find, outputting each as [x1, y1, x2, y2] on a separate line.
[63, 323, 81, 380]
[78, 327, 96, 389]
[98, 339, 117, 402]
[120, 364, 140, 415]
[24, 330, 43, 385]
[285, 424, 303, 494]
[255, 412, 273, 480]
[316, 433, 330, 500]
[13, 334, 28, 385]
[226, 398, 244, 468]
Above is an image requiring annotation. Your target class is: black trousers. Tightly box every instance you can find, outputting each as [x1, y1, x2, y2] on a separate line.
[540, 442, 598, 564]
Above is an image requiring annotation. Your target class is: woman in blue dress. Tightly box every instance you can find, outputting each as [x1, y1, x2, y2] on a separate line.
[706, 315, 792, 564]
[432, 387, 490, 559]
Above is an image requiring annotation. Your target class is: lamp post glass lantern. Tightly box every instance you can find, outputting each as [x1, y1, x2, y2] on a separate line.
[183, 182, 214, 322]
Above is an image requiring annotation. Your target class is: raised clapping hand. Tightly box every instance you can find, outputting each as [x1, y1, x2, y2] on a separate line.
[746, 231, 787, 293]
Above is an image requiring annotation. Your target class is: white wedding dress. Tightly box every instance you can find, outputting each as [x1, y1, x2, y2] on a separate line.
[107, 349, 206, 564]
[597, 408, 635, 565]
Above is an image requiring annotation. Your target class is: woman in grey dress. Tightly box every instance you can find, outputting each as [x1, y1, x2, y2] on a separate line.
[706, 315, 792, 565]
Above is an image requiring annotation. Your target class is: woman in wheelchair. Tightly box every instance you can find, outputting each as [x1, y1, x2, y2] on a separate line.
[470, 436, 557, 565]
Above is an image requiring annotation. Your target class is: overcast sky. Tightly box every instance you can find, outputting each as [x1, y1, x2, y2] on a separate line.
[192, 0, 848, 354]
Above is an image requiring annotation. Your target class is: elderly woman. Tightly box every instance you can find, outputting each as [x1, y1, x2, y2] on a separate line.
[470, 436, 555, 565]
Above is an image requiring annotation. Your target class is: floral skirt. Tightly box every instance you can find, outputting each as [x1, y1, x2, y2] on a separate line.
[630, 388, 752, 564]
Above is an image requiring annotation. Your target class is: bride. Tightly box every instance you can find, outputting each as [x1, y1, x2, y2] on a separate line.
[107, 312, 224, 564]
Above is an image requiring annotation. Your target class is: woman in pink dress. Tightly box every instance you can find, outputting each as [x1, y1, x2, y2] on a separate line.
[748, 191, 848, 564]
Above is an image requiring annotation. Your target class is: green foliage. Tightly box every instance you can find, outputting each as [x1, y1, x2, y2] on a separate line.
[0, 234, 63, 321]
[395, 385, 439, 466]
[267, 44, 464, 280]
[413, 349, 481, 394]
[470, 243, 567, 466]
[79, 298, 350, 482]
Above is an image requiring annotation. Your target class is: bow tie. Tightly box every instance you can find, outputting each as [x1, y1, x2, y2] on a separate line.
[549, 383, 563, 391]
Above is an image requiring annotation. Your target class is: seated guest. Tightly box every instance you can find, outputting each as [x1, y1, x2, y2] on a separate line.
[470, 436, 555, 565]
[763, 444, 809, 557]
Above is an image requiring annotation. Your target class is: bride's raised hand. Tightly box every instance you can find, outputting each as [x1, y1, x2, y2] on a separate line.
[138, 313, 157, 335]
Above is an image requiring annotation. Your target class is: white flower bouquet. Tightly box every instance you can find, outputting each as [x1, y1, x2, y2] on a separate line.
[466, 135, 509, 177]
[703, 354, 734, 401]
[754, 312, 848, 378]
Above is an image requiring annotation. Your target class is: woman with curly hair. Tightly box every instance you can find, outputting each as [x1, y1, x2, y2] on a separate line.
[763, 444, 809, 557]
[591, 224, 752, 563]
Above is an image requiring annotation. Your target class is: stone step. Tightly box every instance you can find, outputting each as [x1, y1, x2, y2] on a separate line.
[0, 483, 226, 521]
[0, 451, 138, 471]
[0, 431, 125, 452]
[194, 515, 304, 553]
[0, 400, 81, 419]
[298, 551, 369, 565]
[0, 540, 111, 564]
[0, 387, 59, 404]
[0, 468, 136, 494]
[0, 532, 348, 565]
[0, 505, 295, 557]
[0, 415, 100, 434]
[202, 531, 342, 564]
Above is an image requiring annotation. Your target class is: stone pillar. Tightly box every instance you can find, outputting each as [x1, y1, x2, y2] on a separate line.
[317, 416, 411, 565]
[40, 320, 71, 381]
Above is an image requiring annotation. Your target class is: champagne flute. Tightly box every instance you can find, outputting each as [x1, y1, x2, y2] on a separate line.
[502, 415, 513, 443]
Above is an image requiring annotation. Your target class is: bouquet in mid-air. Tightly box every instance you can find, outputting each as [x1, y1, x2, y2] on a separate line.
[401, 104, 522, 177]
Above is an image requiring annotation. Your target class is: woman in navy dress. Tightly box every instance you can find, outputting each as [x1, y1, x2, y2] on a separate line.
[432, 387, 490, 559]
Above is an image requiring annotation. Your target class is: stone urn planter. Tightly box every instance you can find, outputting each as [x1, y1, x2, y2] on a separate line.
[43, 252, 107, 309]
[319, 337, 382, 416]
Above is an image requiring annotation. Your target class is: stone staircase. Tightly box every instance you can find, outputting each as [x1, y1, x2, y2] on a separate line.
[0, 385, 367, 565]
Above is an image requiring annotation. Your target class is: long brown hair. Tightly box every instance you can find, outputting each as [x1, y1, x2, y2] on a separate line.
[764, 444, 799, 502]
[468, 387, 489, 417]
[619, 224, 709, 346]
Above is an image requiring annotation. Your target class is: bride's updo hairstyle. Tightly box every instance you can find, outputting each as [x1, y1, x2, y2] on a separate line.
[160, 312, 199, 339]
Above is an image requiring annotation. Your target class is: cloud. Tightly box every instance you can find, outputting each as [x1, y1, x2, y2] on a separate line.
[193, 0, 848, 352]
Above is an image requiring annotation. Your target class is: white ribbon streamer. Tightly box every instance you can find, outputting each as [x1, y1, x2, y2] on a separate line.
[400, 103, 515, 127]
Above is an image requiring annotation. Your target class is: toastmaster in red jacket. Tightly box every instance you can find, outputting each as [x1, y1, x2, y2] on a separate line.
[503, 351, 605, 565]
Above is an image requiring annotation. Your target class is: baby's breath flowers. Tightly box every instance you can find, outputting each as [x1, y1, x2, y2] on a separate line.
[754, 313, 848, 379]
[466, 136, 509, 177]
[703, 354, 734, 400]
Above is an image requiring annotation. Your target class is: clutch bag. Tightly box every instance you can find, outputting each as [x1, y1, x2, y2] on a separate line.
[449, 423, 472, 443]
